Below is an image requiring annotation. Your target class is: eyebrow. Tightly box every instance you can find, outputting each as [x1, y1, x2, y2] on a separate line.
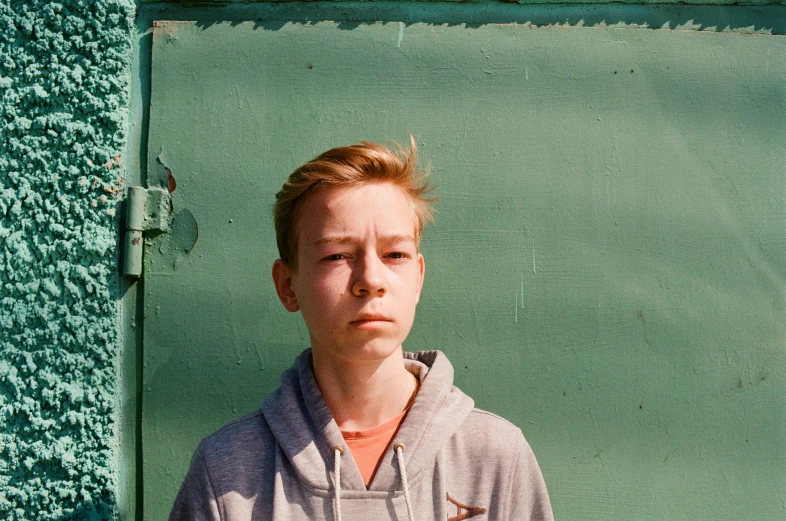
[314, 234, 416, 246]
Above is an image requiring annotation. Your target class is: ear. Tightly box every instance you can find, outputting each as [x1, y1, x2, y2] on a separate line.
[272, 259, 300, 312]
[415, 253, 425, 304]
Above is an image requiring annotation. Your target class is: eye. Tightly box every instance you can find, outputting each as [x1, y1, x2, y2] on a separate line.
[322, 253, 345, 261]
[386, 251, 409, 260]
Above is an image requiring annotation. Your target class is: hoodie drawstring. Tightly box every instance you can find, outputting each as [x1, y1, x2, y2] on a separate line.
[393, 443, 416, 521]
[333, 447, 343, 521]
[332, 444, 416, 521]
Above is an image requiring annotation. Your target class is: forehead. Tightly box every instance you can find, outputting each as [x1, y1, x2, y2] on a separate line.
[295, 183, 416, 243]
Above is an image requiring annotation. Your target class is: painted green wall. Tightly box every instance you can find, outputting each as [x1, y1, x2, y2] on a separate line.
[0, 1, 134, 519]
[141, 15, 785, 521]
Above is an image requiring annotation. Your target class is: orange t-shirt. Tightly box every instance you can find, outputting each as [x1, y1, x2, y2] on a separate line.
[341, 377, 419, 487]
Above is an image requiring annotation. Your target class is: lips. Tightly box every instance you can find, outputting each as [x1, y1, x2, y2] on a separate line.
[350, 314, 391, 325]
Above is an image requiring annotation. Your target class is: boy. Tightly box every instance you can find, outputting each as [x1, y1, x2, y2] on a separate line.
[170, 138, 554, 521]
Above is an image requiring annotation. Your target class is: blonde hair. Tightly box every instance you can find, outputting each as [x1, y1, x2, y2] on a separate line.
[273, 136, 434, 269]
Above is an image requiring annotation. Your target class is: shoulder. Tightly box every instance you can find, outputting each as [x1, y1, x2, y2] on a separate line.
[457, 409, 553, 519]
[196, 409, 275, 483]
[465, 407, 521, 430]
[462, 408, 528, 447]
[173, 410, 277, 520]
[445, 407, 531, 464]
[453, 408, 542, 475]
[201, 409, 269, 449]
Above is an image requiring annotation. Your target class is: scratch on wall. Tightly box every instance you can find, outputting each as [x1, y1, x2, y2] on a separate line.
[521, 275, 525, 309]
[532, 238, 537, 274]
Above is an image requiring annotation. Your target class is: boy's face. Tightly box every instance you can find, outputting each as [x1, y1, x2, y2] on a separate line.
[272, 182, 425, 364]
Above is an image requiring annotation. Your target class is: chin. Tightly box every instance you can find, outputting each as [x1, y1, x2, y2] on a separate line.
[344, 338, 405, 362]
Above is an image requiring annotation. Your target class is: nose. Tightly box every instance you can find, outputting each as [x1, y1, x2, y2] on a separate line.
[351, 253, 387, 297]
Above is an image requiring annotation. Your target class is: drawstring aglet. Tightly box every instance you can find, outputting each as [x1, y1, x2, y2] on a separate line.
[394, 443, 416, 521]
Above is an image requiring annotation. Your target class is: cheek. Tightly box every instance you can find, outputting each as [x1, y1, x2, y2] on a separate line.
[401, 267, 423, 295]
[300, 271, 347, 302]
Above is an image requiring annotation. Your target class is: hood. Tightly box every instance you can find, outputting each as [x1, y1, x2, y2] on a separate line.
[261, 349, 475, 493]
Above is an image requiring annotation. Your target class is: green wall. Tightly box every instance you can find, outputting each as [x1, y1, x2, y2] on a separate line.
[140, 15, 785, 521]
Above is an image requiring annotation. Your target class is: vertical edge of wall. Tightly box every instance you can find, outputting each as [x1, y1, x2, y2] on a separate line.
[117, 0, 170, 516]
[116, 5, 152, 519]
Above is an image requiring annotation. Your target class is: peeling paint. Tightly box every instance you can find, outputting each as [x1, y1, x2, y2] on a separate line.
[166, 167, 177, 193]
[158, 209, 198, 269]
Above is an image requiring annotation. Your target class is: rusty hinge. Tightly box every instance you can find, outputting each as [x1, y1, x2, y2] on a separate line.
[123, 186, 171, 277]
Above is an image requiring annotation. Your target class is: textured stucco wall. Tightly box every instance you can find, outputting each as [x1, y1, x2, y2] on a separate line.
[0, 1, 134, 519]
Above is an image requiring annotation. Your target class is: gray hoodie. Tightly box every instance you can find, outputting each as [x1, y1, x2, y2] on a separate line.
[170, 349, 554, 521]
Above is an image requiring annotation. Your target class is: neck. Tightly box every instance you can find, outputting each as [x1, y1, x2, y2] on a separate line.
[312, 346, 417, 432]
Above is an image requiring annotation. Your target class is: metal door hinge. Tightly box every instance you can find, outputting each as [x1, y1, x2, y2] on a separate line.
[123, 186, 171, 277]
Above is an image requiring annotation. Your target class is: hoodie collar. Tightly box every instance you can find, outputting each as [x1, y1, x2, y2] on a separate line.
[261, 349, 474, 493]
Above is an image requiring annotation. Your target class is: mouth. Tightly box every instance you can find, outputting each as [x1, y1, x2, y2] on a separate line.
[350, 315, 392, 326]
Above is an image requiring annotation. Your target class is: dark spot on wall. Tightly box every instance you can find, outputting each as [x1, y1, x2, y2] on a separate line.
[159, 209, 199, 267]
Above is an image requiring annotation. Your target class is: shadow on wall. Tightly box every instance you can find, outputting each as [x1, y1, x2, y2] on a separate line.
[250, 5, 786, 35]
[131, 2, 782, 224]
[139, 4, 785, 36]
